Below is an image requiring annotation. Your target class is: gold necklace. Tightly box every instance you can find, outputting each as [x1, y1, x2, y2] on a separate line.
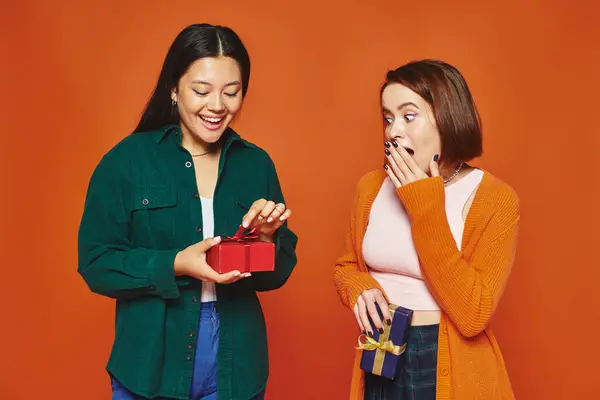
[191, 151, 210, 157]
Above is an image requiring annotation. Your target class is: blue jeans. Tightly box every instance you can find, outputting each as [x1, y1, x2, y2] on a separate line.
[112, 302, 223, 400]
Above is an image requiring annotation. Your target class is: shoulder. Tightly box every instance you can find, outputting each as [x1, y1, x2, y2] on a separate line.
[356, 169, 386, 197]
[480, 170, 520, 218]
[231, 136, 278, 172]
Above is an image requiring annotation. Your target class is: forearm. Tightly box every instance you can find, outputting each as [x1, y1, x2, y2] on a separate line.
[78, 246, 188, 300]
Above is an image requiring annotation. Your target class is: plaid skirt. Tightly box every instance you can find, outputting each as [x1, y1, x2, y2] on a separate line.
[364, 324, 439, 400]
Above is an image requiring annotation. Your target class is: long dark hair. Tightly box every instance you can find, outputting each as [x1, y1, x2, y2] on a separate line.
[133, 24, 251, 134]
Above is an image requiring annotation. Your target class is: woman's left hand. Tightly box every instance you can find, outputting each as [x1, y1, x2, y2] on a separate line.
[384, 141, 440, 188]
[241, 199, 292, 242]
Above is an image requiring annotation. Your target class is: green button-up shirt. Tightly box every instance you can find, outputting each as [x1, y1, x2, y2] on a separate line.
[77, 124, 298, 400]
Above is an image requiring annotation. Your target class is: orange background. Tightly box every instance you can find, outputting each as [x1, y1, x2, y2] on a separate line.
[1, 1, 599, 399]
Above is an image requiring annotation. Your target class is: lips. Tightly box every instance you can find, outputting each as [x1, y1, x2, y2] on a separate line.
[404, 147, 415, 156]
[198, 114, 225, 131]
[199, 115, 224, 124]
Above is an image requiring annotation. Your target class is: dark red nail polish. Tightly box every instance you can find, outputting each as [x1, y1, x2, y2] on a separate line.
[392, 141, 398, 148]
[384, 149, 391, 156]
[384, 165, 389, 170]
[434, 154, 439, 162]
[362, 330, 366, 335]
[378, 328, 384, 334]
[384, 142, 391, 148]
[386, 319, 392, 325]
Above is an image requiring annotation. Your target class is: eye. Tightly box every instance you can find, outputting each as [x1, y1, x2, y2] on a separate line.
[383, 116, 393, 125]
[224, 92, 239, 98]
[404, 113, 417, 122]
[192, 89, 208, 96]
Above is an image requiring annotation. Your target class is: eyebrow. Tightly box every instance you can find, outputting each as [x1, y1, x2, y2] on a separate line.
[191, 80, 241, 87]
[382, 102, 420, 113]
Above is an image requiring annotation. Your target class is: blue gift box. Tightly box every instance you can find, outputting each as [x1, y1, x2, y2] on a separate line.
[358, 303, 413, 379]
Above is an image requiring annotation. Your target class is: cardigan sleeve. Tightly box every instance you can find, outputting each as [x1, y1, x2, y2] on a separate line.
[396, 176, 520, 337]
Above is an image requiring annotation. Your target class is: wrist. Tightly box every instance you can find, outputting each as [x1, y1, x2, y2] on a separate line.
[173, 251, 187, 276]
[259, 233, 275, 243]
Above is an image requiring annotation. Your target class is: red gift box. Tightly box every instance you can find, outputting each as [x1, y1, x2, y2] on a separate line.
[206, 226, 275, 273]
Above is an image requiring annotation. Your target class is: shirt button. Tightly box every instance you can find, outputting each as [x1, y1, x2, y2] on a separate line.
[142, 198, 149, 206]
[196, 226, 202, 233]
[188, 330, 194, 337]
[193, 193, 199, 199]
[192, 296, 199, 303]
[185, 161, 192, 168]
[440, 367, 449, 376]
[186, 355, 192, 361]
[187, 342, 193, 349]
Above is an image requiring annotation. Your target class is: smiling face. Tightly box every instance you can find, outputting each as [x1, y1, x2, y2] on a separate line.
[171, 56, 243, 144]
[381, 83, 442, 173]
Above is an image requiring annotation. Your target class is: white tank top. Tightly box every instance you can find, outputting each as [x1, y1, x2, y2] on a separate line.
[363, 169, 484, 310]
[200, 197, 217, 302]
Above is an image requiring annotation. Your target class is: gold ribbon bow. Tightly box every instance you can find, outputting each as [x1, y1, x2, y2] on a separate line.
[357, 334, 406, 356]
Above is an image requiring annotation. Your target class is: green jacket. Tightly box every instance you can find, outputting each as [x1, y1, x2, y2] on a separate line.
[77, 124, 298, 399]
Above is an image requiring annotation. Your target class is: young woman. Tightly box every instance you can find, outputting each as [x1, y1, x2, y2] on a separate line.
[78, 24, 298, 400]
[333, 59, 519, 399]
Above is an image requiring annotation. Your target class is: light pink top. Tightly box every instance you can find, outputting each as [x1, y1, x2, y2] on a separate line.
[363, 169, 484, 310]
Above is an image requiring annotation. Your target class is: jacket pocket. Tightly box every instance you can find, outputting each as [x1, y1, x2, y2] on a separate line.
[130, 185, 178, 246]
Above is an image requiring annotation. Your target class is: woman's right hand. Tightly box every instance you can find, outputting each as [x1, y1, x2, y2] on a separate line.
[353, 288, 392, 336]
[174, 236, 249, 284]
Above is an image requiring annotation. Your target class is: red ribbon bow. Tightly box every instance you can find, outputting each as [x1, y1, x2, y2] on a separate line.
[222, 225, 260, 242]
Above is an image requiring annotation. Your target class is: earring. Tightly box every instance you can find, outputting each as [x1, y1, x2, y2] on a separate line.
[171, 99, 177, 107]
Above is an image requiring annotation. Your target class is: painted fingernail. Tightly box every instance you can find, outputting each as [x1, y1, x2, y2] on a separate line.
[362, 330, 366, 335]
[242, 221, 249, 228]
[234, 271, 241, 276]
[378, 328, 384, 334]
[244, 273, 252, 278]
[267, 217, 272, 223]
[384, 149, 391, 156]
[392, 141, 398, 148]
[280, 215, 286, 221]
[384, 142, 391, 148]
[434, 154, 439, 162]
[386, 319, 392, 325]
[384, 165, 389, 170]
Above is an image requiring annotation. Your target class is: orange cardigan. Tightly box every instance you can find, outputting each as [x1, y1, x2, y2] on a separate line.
[333, 169, 519, 400]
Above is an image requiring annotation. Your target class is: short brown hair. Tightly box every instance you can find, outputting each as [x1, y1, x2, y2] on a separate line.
[381, 59, 483, 166]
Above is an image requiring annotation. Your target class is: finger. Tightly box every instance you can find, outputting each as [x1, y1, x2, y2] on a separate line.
[221, 271, 251, 284]
[386, 152, 407, 185]
[384, 164, 402, 188]
[279, 208, 292, 222]
[242, 199, 267, 228]
[265, 203, 285, 223]
[195, 236, 222, 253]
[214, 269, 244, 284]
[388, 144, 413, 180]
[374, 291, 392, 324]
[365, 296, 384, 333]
[430, 154, 441, 177]
[353, 303, 366, 333]
[396, 144, 425, 178]
[357, 296, 373, 336]
[259, 201, 277, 223]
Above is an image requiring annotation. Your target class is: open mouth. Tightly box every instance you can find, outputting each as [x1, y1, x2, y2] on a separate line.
[199, 115, 225, 131]
[404, 147, 415, 156]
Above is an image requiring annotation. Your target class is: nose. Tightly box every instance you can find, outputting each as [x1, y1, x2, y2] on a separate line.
[207, 93, 225, 113]
[385, 120, 405, 142]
